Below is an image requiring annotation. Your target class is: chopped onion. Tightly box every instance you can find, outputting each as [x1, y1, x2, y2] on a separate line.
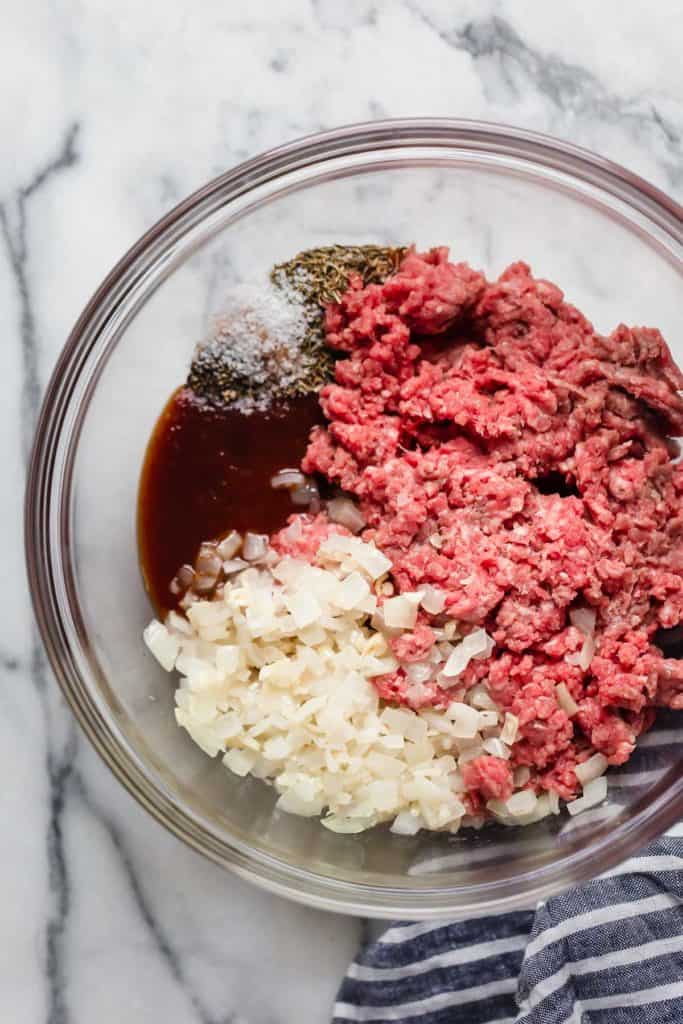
[143, 620, 180, 671]
[500, 712, 519, 745]
[405, 661, 434, 685]
[482, 737, 510, 759]
[166, 610, 193, 636]
[503, 789, 537, 817]
[270, 469, 306, 490]
[566, 608, 598, 669]
[556, 682, 580, 716]
[445, 702, 480, 738]
[442, 629, 493, 678]
[382, 594, 419, 630]
[438, 641, 455, 661]
[428, 645, 444, 667]
[195, 543, 222, 578]
[217, 531, 242, 559]
[567, 775, 607, 815]
[464, 629, 492, 657]
[420, 585, 446, 615]
[271, 469, 320, 509]
[215, 645, 239, 674]
[161, 526, 611, 838]
[223, 558, 249, 575]
[371, 607, 401, 636]
[519, 793, 553, 824]
[457, 745, 485, 766]
[475, 634, 496, 660]
[390, 810, 423, 835]
[243, 533, 269, 561]
[566, 637, 595, 670]
[277, 788, 324, 817]
[441, 645, 470, 679]
[468, 684, 497, 710]
[381, 707, 417, 737]
[176, 564, 195, 589]
[351, 543, 392, 580]
[443, 621, 458, 641]
[194, 573, 218, 594]
[578, 635, 595, 670]
[570, 607, 597, 635]
[171, 565, 194, 598]
[291, 481, 320, 507]
[327, 497, 366, 534]
[321, 815, 374, 834]
[319, 534, 355, 557]
[334, 571, 371, 611]
[575, 753, 608, 787]
[283, 590, 321, 628]
[223, 748, 257, 777]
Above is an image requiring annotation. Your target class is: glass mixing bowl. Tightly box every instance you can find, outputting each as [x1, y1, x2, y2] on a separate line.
[26, 119, 683, 918]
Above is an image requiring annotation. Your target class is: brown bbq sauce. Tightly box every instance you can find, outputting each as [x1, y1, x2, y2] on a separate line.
[138, 387, 324, 615]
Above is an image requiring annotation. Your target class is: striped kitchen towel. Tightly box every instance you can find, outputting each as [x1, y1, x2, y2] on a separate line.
[333, 825, 683, 1023]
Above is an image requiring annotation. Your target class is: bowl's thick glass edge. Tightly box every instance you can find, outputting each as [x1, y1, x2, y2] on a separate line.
[25, 117, 683, 916]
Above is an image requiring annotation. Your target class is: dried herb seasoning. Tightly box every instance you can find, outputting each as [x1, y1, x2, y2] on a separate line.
[271, 244, 407, 305]
[187, 244, 407, 408]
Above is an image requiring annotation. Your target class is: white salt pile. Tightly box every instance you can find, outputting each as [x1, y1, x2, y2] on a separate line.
[188, 280, 316, 412]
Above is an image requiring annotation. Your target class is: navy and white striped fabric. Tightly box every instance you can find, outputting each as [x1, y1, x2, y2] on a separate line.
[333, 824, 683, 1022]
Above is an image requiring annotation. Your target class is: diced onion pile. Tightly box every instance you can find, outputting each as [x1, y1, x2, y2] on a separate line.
[144, 535, 609, 833]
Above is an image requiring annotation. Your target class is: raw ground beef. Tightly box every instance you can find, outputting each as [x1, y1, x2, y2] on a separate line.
[292, 246, 683, 802]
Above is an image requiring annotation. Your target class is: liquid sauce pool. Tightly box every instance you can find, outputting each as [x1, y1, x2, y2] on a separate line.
[138, 387, 324, 614]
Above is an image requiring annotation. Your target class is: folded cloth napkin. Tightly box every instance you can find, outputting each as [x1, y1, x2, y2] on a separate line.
[333, 827, 683, 1023]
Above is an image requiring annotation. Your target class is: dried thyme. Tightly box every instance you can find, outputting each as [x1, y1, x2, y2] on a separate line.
[271, 244, 407, 306]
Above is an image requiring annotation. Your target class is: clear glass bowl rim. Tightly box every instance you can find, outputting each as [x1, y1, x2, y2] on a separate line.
[25, 118, 683, 918]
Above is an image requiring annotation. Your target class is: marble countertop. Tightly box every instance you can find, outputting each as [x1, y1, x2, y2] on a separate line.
[3, 2, 681, 1021]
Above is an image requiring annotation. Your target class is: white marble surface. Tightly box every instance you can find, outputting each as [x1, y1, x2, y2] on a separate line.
[2, 2, 681, 1021]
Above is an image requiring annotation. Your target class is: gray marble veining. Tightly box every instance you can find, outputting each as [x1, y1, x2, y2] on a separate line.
[2, 2, 681, 1021]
